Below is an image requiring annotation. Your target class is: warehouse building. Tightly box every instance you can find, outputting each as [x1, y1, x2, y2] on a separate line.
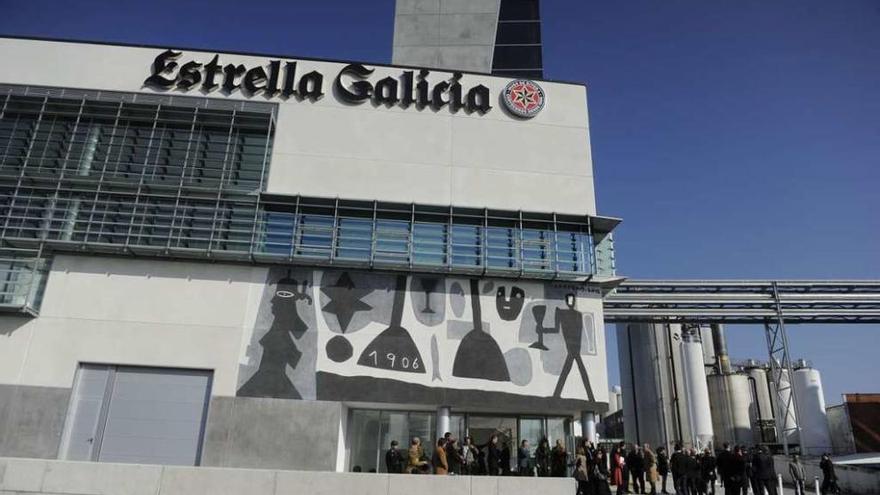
[0, 35, 619, 472]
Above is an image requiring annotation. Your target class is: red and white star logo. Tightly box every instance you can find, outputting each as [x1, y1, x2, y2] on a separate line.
[503, 79, 546, 118]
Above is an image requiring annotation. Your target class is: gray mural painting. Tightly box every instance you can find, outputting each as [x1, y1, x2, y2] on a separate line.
[237, 268, 604, 409]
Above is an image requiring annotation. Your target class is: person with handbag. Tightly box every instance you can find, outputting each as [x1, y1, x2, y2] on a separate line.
[592, 448, 613, 495]
[643, 444, 658, 494]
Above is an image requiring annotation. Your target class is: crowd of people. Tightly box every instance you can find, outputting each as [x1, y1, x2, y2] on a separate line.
[380, 434, 842, 495]
[383, 433, 575, 476]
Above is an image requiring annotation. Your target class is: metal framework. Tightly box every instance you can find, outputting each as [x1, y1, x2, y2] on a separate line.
[604, 279, 880, 324]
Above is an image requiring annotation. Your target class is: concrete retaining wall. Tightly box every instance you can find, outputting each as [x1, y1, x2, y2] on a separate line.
[0, 385, 69, 460]
[201, 397, 342, 471]
[774, 455, 880, 495]
[0, 457, 576, 495]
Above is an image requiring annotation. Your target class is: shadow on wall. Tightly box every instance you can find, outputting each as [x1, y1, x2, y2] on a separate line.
[0, 315, 32, 336]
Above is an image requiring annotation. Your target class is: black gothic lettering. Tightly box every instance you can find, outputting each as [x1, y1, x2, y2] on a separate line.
[144, 49, 182, 88]
[430, 81, 450, 110]
[282, 61, 298, 98]
[449, 72, 463, 112]
[373, 76, 399, 106]
[176, 61, 202, 90]
[266, 60, 281, 96]
[298, 71, 324, 100]
[222, 64, 246, 93]
[416, 69, 430, 108]
[466, 84, 492, 114]
[334, 63, 374, 103]
[400, 70, 414, 107]
[243, 66, 268, 94]
[202, 55, 222, 91]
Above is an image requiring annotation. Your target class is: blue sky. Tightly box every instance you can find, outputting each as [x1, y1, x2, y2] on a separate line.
[2, 0, 877, 405]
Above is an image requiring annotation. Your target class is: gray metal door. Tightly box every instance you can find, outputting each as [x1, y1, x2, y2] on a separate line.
[59, 364, 212, 466]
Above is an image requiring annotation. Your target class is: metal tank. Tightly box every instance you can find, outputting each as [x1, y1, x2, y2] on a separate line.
[707, 373, 753, 447]
[617, 323, 698, 449]
[771, 364, 800, 446]
[744, 361, 777, 443]
[681, 326, 714, 449]
[792, 360, 832, 455]
[617, 323, 666, 447]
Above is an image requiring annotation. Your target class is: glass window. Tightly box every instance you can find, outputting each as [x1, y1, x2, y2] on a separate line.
[374, 219, 410, 264]
[492, 45, 543, 70]
[349, 409, 382, 473]
[521, 228, 553, 271]
[492, 69, 544, 79]
[350, 409, 435, 473]
[451, 224, 482, 267]
[412, 222, 447, 266]
[496, 22, 541, 45]
[486, 226, 518, 269]
[336, 216, 372, 262]
[498, 0, 540, 21]
[295, 214, 333, 259]
[519, 417, 544, 459]
[263, 211, 295, 255]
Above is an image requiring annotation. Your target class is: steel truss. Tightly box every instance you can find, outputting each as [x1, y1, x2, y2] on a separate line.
[604, 279, 880, 454]
[603, 279, 880, 324]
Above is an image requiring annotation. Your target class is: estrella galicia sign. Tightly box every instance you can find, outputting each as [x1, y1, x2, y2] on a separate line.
[143, 49, 500, 115]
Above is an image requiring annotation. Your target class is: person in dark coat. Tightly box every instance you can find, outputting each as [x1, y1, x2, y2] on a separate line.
[819, 453, 840, 495]
[500, 441, 512, 476]
[656, 446, 670, 494]
[627, 446, 645, 494]
[744, 447, 759, 495]
[754, 447, 777, 495]
[725, 447, 747, 495]
[686, 449, 701, 495]
[486, 435, 502, 476]
[592, 448, 613, 495]
[551, 439, 569, 477]
[700, 448, 717, 495]
[670, 444, 687, 495]
[385, 440, 405, 473]
[535, 438, 551, 477]
[715, 443, 733, 492]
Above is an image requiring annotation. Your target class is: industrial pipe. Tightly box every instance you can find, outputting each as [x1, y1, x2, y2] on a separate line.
[711, 324, 732, 374]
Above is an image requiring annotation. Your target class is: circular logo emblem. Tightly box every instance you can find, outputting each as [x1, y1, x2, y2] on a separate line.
[502, 79, 545, 118]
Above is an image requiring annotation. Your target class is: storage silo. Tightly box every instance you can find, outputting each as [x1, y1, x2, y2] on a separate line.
[617, 323, 697, 450]
[745, 361, 776, 443]
[707, 373, 753, 447]
[792, 361, 832, 455]
[681, 326, 714, 449]
[617, 323, 666, 447]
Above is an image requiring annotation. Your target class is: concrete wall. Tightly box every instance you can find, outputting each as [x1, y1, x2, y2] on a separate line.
[201, 397, 342, 471]
[774, 455, 880, 495]
[392, 0, 500, 73]
[0, 37, 596, 216]
[0, 255, 265, 397]
[0, 385, 68, 459]
[0, 457, 576, 495]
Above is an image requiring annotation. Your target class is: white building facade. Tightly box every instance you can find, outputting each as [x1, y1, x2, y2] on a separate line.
[0, 37, 618, 472]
